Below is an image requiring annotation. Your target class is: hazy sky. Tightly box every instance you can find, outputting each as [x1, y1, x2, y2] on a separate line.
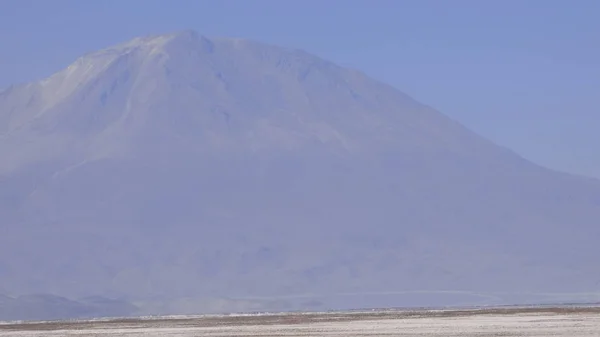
[1, 0, 598, 178]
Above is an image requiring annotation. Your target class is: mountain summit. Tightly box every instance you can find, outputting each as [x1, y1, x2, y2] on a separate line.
[1, 31, 599, 316]
[1, 30, 499, 165]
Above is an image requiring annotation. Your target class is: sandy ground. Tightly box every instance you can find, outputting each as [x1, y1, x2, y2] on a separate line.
[1, 306, 599, 336]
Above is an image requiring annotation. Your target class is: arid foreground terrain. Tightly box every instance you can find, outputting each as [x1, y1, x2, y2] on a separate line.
[1, 306, 599, 336]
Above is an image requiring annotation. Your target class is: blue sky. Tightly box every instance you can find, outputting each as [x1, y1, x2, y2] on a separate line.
[1, 0, 598, 178]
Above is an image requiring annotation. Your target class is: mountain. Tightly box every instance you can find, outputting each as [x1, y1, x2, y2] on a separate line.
[1, 30, 599, 317]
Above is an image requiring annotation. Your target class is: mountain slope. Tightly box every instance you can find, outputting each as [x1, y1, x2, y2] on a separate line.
[1, 30, 599, 315]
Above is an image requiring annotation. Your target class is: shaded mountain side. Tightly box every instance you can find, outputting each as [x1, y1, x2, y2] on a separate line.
[0, 31, 599, 316]
[1, 152, 598, 300]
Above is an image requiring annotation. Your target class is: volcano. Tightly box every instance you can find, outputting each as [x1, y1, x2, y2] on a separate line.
[1, 30, 599, 315]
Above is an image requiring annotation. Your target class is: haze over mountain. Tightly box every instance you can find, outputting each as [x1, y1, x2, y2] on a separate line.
[1, 30, 599, 318]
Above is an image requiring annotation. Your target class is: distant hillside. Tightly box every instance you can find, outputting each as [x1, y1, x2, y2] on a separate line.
[0, 294, 137, 321]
